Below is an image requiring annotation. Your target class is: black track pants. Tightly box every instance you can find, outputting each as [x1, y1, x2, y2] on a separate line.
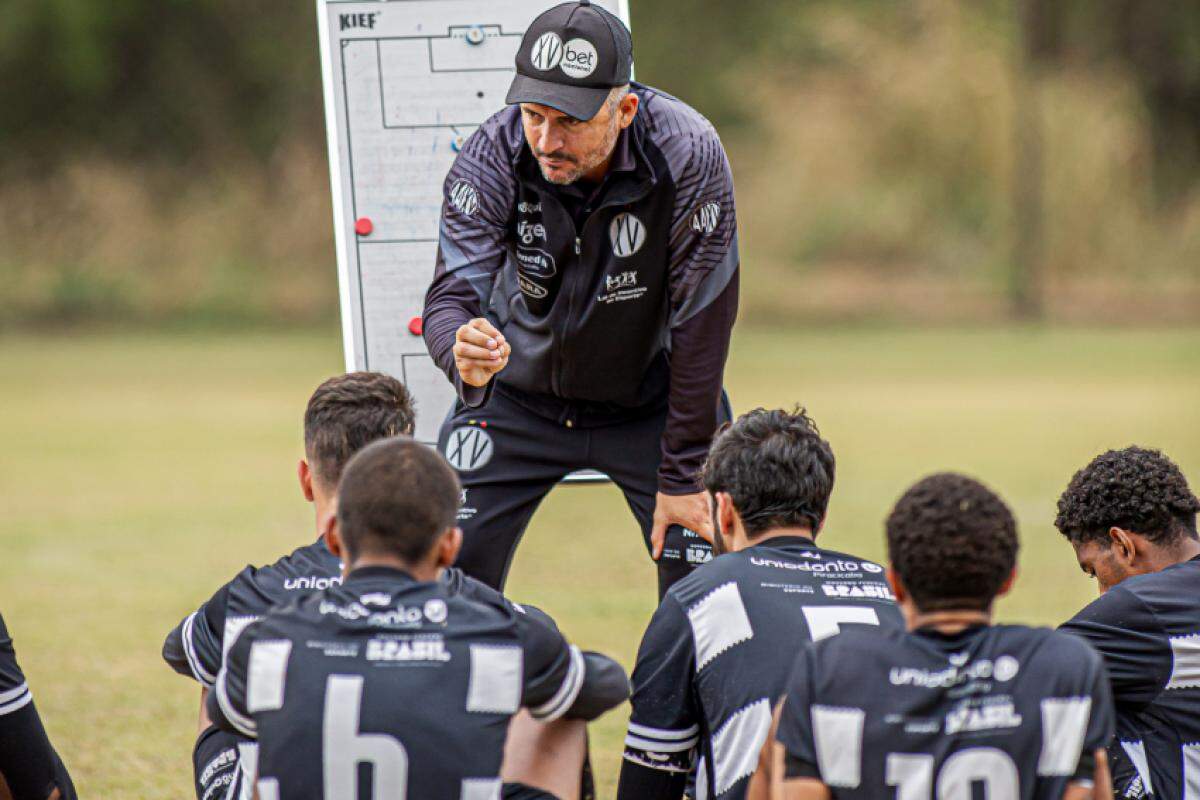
[438, 390, 717, 599]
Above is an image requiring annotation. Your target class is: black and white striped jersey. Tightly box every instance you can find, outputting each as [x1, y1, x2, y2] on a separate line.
[207, 565, 583, 800]
[623, 536, 903, 799]
[164, 538, 549, 800]
[776, 624, 1115, 799]
[0, 612, 77, 800]
[1061, 555, 1200, 799]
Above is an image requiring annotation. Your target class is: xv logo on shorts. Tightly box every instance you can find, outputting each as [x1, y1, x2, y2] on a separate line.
[445, 427, 494, 471]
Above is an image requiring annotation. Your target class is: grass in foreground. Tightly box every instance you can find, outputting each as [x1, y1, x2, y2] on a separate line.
[0, 325, 1196, 798]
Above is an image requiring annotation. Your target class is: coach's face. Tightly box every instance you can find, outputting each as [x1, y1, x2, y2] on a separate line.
[519, 92, 637, 185]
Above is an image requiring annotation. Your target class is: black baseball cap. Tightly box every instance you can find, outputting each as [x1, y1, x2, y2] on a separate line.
[506, 1, 634, 121]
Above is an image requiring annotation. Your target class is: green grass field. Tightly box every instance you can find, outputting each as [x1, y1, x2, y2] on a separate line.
[1, 325, 1197, 798]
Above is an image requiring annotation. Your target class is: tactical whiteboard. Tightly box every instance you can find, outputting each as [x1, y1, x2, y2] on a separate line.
[317, 0, 630, 447]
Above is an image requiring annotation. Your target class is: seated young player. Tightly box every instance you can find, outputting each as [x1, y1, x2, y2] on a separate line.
[1056, 447, 1200, 799]
[206, 436, 628, 800]
[618, 408, 904, 800]
[164, 372, 610, 800]
[762, 473, 1114, 800]
[0, 613, 76, 800]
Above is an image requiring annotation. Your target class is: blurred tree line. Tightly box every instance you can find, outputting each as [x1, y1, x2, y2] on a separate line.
[0, 0, 1196, 325]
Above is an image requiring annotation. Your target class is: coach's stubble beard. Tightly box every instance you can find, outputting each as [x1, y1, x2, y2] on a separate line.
[535, 115, 621, 186]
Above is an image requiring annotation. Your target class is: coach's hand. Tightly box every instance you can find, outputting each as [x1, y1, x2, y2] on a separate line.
[650, 491, 714, 559]
[454, 318, 509, 388]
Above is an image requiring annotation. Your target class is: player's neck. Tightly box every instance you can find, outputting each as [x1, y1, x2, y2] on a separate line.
[1161, 536, 1200, 567]
[906, 607, 992, 634]
[347, 554, 440, 583]
[742, 526, 815, 549]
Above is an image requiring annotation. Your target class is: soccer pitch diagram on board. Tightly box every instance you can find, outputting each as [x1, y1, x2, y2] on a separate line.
[317, 0, 629, 453]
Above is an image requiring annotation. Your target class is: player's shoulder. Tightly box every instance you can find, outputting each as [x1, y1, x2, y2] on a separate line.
[1064, 578, 1161, 635]
[1120, 557, 1200, 613]
[246, 539, 342, 594]
[465, 106, 525, 165]
[634, 83, 718, 144]
[665, 550, 755, 608]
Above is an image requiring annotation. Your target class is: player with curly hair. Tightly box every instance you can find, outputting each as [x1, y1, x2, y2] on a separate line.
[755, 472, 1115, 800]
[1058, 446, 1200, 800]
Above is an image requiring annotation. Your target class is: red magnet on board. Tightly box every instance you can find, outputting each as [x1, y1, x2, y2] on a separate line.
[408, 316, 423, 336]
[355, 217, 374, 236]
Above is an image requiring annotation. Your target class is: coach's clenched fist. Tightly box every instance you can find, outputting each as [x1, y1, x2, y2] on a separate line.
[454, 318, 509, 388]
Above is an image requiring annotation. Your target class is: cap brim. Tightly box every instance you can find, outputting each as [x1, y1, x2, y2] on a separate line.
[506, 74, 609, 121]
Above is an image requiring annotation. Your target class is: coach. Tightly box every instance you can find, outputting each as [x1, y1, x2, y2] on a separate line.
[423, 0, 739, 597]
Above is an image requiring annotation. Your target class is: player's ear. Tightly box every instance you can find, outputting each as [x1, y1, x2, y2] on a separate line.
[436, 527, 463, 569]
[1109, 527, 1137, 564]
[886, 567, 906, 603]
[298, 459, 315, 502]
[619, 91, 639, 127]
[324, 514, 344, 560]
[716, 492, 737, 537]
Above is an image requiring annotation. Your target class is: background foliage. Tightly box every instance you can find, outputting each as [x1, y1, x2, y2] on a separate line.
[0, 0, 1196, 325]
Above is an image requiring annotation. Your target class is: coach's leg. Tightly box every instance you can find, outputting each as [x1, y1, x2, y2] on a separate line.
[501, 712, 587, 800]
[588, 409, 714, 599]
[438, 392, 577, 590]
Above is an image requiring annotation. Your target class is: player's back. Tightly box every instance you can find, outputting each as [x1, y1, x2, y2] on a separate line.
[779, 623, 1113, 799]
[1061, 555, 1200, 798]
[230, 567, 529, 799]
[630, 535, 903, 799]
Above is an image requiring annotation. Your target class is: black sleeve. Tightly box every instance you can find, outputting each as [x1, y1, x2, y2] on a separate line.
[193, 725, 242, 800]
[512, 606, 629, 722]
[207, 621, 258, 740]
[616, 758, 688, 800]
[516, 611, 584, 722]
[659, 274, 738, 495]
[0, 615, 77, 800]
[659, 132, 740, 495]
[1078, 651, 1117, 781]
[775, 645, 821, 780]
[163, 582, 230, 688]
[623, 596, 700, 775]
[422, 128, 516, 408]
[1060, 585, 1171, 709]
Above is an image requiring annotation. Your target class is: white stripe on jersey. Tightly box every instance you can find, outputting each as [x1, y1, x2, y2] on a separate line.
[466, 644, 522, 714]
[624, 733, 699, 753]
[253, 778, 279, 800]
[246, 640, 292, 713]
[1168, 634, 1200, 689]
[687, 582, 754, 671]
[1037, 696, 1092, 776]
[1120, 740, 1153, 797]
[0, 683, 32, 717]
[0, 681, 30, 706]
[627, 721, 700, 740]
[710, 698, 773, 795]
[1183, 743, 1200, 800]
[530, 645, 584, 721]
[215, 666, 257, 738]
[182, 612, 217, 687]
[812, 705, 865, 788]
[229, 742, 259, 800]
[460, 777, 502, 800]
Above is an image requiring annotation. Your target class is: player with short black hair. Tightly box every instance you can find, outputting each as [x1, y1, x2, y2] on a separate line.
[759, 472, 1114, 800]
[1057, 446, 1200, 799]
[164, 371, 418, 800]
[618, 408, 902, 800]
[0, 613, 76, 800]
[207, 437, 627, 799]
[164, 372, 609, 800]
